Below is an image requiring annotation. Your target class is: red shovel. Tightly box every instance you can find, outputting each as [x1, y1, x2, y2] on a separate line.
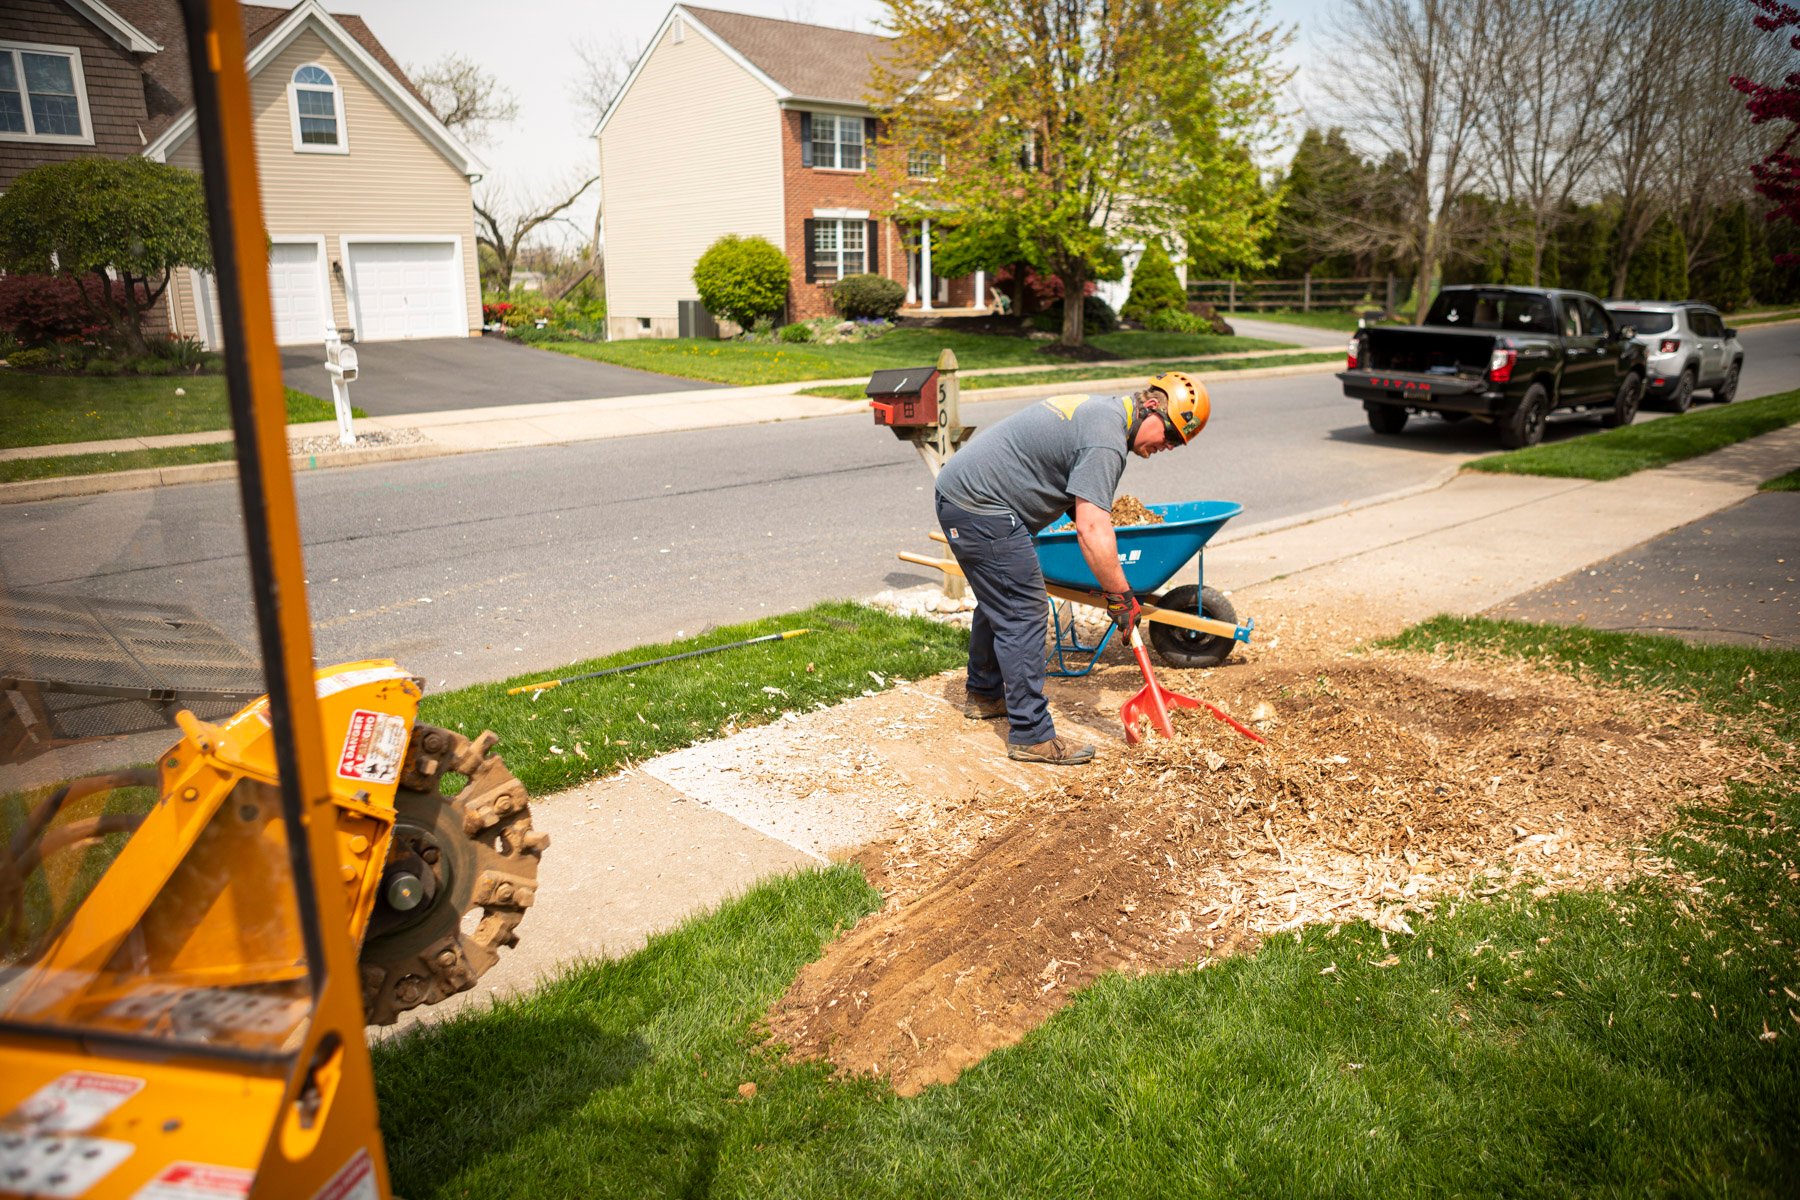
[1121, 625, 1267, 746]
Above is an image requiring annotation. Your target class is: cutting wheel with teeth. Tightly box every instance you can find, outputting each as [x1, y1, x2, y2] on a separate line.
[358, 723, 548, 1026]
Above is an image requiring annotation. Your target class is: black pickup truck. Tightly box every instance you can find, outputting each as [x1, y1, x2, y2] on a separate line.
[1337, 287, 1649, 448]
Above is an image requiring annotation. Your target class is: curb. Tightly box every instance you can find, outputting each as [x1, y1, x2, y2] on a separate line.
[0, 438, 464, 505]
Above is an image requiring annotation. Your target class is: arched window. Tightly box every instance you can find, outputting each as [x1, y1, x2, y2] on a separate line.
[289, 63, 345, 152]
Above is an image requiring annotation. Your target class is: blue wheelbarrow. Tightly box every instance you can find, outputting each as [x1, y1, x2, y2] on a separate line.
[899, 499, 1256, 678]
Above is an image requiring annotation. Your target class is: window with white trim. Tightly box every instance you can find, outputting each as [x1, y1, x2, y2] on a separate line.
[813, 219, 866, 279]
[906, 146, 943, 180]
[289, 64, 346, 151]
[809, 113, 863, 171]
[0, 41, 92, 143]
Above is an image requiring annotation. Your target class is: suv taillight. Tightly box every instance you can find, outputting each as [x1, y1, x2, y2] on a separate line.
[1346, 337, 1359, 371]
[1658, 338, 1680, 354]
[1488, 348, 1518, 383]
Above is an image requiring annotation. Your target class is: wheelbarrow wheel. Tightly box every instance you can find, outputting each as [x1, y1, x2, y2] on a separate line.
[1148, 585, 1237, 669]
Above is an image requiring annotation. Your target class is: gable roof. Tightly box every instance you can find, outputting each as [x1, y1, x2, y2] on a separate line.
[64, 0, 162, 53]
[107, 0, 432, 142]
[128, 0, 483, 177]
[680, 6, 898, 106]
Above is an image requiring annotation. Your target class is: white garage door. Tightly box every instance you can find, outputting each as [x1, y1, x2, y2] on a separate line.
[269, 241, 327, 345]
[347, 240, 463, 341]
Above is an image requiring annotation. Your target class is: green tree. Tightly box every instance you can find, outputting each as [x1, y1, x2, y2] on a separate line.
[692, 235, 790, 329]
[0, 157, 211, 355]
[1692, 203, 1754, 312]
[876, 0, 1287, 346]
[1624, 214, 1688, 300]
[1268, 127, 1371, 278]
[1120, 240, 1185, 321]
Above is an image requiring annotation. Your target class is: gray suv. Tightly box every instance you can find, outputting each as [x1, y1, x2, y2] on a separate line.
[1603, 301, 1744, 412]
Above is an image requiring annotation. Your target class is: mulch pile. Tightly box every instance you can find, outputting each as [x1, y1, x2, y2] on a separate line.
[766, 651, 1763, 1095]
[1110, 494, 1164, 527]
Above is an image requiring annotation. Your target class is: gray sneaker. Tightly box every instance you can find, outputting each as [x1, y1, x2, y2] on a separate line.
[963, 693, 1007, 721]
[1008, 738, 1096, 765]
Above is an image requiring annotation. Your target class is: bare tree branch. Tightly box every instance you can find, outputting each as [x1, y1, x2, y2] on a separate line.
[570, 36, 638, 132]
[474, 174, 600, 292]
[412, 53, 519, 144]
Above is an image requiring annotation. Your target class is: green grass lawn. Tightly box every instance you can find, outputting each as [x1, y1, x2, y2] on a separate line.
[798, 350, 1342, 399]
[0, 442, 237, 483]
[0, 373, 336, 450]
[376, 617, 1798, 1197]
[418, 601, 967, 797]
[1761, 466, 1800, 491]
[1226, 309, 1389, 333]
[1467, 387, 1800, 481]
[527, 328, 1290, 386]
[1733, 308, 1800, 328]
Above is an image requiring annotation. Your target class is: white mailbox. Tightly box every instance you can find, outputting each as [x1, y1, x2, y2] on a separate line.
[322, 331, 358, 446]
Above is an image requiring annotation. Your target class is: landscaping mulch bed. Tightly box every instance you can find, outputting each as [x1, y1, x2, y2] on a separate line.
[766, 651, 1761, 1095]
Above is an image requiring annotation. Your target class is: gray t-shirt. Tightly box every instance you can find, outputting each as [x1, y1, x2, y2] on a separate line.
[936, 393, 1131, 532]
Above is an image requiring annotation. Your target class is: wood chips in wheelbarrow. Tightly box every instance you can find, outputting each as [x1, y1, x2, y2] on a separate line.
[765, 650, 1766, 1096]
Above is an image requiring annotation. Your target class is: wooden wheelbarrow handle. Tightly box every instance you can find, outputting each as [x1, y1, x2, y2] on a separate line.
[897, 551, 1246, 642]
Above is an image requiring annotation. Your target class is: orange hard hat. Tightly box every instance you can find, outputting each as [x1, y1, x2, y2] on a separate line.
[1145, 371, 1210, 442]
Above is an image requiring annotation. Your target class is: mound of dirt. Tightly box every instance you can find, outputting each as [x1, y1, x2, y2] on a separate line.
[765, 653, 1757, 1095]
[1110, 495, 1164, 527]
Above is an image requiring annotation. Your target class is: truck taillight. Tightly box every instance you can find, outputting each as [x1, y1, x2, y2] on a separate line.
[1488, 348, 1518, 383]
[1346, 338, 1359, 370]
[1658, 338, 1680, 354]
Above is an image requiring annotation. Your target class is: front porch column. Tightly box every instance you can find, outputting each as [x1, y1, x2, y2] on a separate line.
[919, 218, 933, 312]
[975, 268, 986, 310]
[904, 226, 918, 307]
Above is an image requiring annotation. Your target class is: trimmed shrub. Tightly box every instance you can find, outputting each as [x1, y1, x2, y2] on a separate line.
[85, 357, 123, 376]
[6, 346, 54, 370]
[692, 235, 789, 329]
[133, 357, 173, 376]
[1121, 241, 1185, 322]
[1143, 308, 1210, 334]
[0, 273, 115, 344]
[830, 273, 905, 320]
[777, 321, 815, 343]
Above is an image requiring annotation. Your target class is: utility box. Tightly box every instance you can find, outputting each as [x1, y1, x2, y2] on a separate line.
[867, 366, 940, 427]
[677, 300, 719, 339]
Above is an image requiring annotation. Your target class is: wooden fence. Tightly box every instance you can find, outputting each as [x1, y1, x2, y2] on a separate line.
[1187, 273, 1400, 313]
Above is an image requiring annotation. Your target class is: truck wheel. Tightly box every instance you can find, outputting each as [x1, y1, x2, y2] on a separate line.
[1148, 585, 1237, 669]
[1711, 361, 1740, 404]
[1601, 372, 1643, 428]
[1498, 383, 1550, 449]
[1665, 369, 1695, 413]
[1365, 403, 1408, 435]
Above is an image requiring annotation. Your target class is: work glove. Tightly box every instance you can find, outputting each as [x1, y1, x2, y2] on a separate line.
[1103, 590, 1141, 633]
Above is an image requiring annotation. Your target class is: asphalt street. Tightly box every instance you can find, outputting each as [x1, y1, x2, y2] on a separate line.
[280, 335, 718, 415]
[6, 322, 1796, 694]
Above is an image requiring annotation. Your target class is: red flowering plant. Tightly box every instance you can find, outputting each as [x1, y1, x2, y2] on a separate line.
[1731, 0, 1800, 264]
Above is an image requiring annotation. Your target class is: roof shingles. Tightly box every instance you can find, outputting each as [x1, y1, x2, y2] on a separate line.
[681, 5, 897, 105]
[105, 0, 429, 141]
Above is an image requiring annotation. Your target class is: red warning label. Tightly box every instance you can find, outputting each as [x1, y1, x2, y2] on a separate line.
[335, 709, 407, 785]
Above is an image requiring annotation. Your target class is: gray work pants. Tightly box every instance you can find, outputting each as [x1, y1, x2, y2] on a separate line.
[935, 493, 1056, 745]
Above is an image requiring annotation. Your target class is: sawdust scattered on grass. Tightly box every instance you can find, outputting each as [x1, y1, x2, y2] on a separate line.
[765, 650, 1764, 1095]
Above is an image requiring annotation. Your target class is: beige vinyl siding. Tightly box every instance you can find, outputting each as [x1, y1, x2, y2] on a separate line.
[166, 26, 477, 344]
[599, 20, 783, 339]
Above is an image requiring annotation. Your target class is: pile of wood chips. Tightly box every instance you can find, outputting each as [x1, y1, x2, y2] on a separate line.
[1110, 494, 1164, 527]
[766, 650, 1765, 1095]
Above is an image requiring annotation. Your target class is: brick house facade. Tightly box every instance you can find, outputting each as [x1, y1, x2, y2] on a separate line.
[598, 4, 986, 340]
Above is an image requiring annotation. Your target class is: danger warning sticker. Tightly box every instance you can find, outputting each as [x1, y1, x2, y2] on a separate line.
[9, 1071, 144, 1133]
[310, 1148, 377, 1200]
[132, 1162, 254, 1199]
[337, 709, 408, 785]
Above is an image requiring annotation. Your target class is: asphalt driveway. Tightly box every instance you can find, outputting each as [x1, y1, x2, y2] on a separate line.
[281, 336, 719, 416]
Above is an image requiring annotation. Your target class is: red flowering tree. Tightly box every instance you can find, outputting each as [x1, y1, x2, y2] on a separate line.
[1732, 0, 1800, 263]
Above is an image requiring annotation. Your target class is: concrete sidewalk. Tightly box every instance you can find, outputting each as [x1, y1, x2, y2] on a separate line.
[390, 423, 1800, 1030]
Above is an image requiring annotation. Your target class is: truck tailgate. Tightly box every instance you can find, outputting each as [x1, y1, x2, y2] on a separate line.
[1337, 369, 1487, 399]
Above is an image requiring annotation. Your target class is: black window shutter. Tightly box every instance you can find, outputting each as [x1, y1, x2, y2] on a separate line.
[800, 112, 813, 167]
[803, 219, 818, 283]
[867, 219, 879, 274]
[864, 116, 877, 170]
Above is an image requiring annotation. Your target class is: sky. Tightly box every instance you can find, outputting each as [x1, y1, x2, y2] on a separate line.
[348, 0, 1337, 250]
